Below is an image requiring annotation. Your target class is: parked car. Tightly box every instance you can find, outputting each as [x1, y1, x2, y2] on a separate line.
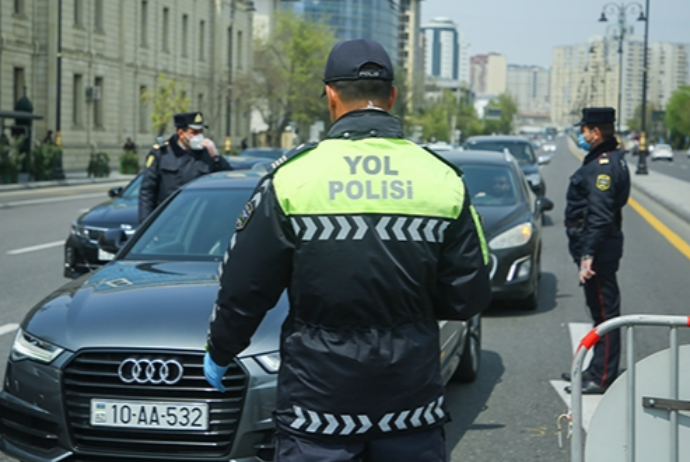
[64, 173, 142, 278]
[238, 147, 289, 160]
[442, 149, 554, 310]
[462, 135, 547, 197]
[650, 143, 674, 161]
[1, 170, 481, 462]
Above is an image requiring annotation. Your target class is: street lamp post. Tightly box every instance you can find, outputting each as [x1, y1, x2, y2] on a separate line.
[598, 2, 645, 135]
[636, 0, 650, 175]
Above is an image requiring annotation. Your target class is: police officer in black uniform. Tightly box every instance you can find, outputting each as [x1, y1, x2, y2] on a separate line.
[563, 107, 630, 394]
[138, 112, 231, 221]
[204, 39, 492, 461]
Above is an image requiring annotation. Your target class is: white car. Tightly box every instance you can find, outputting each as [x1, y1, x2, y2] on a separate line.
[650, 143, 674, 161]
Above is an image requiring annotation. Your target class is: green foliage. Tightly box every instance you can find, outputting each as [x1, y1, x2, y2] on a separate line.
[627, 101, 661, 134]
[87, 152, 111, 178]
[665, 86, 690, 144]
[414, 87, 482, 143]
[0, 136, 25, 184]
[233, 10, 336, 146]
[119, 150, 140, 174]
[31, 142, 63, 181]
[484, 93, 518, 135]
[141, 73, 190, 136]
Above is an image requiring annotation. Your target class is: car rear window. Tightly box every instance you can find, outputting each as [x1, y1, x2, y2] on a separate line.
[125, 188, 253, 261]
[453, 164, 519, 206]
[465, 140, 536, 166]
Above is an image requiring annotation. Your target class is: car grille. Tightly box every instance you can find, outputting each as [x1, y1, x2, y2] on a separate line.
[63, 350, 247, 459]
[84, 227, 106, 243]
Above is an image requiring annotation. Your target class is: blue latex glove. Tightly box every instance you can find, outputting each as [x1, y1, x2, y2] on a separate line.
[204, 351, 229, 392]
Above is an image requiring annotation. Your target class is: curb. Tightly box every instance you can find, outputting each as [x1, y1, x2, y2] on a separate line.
[0, 175, 135, 193]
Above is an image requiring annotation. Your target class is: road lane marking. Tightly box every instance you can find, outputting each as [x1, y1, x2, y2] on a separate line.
[0, 192, 105, 208]
[0, 323, 19, 337]
[7, 240, 64, 255]
[567, 138, 690, 261]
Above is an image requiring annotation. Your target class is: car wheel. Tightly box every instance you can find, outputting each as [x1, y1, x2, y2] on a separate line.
[451, 316, 481, 383]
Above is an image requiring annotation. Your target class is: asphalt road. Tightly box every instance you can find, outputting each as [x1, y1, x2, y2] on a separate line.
[633, 148, 690, 182]
[1, 138, 690, 461]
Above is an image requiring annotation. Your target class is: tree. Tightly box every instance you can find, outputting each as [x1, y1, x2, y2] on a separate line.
[414, 86, 483, 144]
[233, 11, 336, 146]
[665, 86, 690, 148]
[627, 101, 659, 133]
[141, 73, 190, 137]
[483, 93, 517, 135]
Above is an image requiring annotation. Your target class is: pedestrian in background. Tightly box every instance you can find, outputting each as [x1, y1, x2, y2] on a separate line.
[563, 107, 631, 394]
[123, 137, 137, 152]
[138, 111, 231, 222]
[204, 38, 492, 462]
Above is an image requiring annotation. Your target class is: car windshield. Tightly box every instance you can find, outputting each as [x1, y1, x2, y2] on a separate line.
[240, 148, 286, 160]
[455, 164, 519, 206]
[121, 174, 143, 198]
[124, 187, 252, 261]
[466, 140, 536, 166]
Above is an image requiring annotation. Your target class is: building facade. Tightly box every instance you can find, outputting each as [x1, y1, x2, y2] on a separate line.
[422, 17, 459, 82]
[470, 53, 506, 96]
[0, 0, 254, 170]
[648, 42, 690, 109]
[398, 0, 425, 111]
[506, 64, 551, 116]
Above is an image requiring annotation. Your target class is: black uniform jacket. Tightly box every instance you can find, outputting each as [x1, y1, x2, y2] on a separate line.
[208, 110, 492, 441]
[138, 134, 231, 221]
[565, 138, 630, 263]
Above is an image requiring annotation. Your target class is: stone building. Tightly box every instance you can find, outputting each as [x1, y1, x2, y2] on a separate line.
[0, 0, 254, 170]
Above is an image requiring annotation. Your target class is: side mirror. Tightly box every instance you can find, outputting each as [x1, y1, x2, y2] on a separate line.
[108, 186, 124, 198]
[538, 155, 551, 165]
[98, 228, 128, 255]
[537, 197, 554, 212]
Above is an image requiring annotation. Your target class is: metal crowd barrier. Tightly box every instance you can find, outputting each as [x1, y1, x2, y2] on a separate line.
[569, 314, 690, 462]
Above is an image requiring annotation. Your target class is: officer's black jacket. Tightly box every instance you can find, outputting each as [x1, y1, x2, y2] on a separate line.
[207, 110, 492, 441]
[565, 137, 630, 262]
[138, 134, 231, 221]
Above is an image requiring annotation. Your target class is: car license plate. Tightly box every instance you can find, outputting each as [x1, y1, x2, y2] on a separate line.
[98, 248, 114, 261]
[90, 399, 208, 430]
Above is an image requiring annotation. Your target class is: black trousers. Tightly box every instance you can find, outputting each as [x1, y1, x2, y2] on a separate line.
[582, 259, 621, 387]
[274, 428, 446, 462]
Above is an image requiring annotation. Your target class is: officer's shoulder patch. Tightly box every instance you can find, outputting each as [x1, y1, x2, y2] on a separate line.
[152, 143, 160, 150]
[235, 200, 255, 231]
[596, 174, 611, 191]
[146, 154, 156, 168]
[268, 142, 319, 174]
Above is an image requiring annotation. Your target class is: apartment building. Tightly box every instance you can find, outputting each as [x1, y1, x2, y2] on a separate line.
[0, 0, 254, 169]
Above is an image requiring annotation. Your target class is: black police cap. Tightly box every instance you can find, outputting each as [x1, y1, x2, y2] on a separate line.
[174, 112, 208, 129]
[323, 39, 395, 84]
[574, 107, 616, 127]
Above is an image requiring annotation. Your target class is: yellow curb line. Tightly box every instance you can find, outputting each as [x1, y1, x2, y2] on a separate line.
[566, 137, 690, 261]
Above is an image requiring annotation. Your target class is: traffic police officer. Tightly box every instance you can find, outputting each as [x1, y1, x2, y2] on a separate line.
[138, 112, 231, 221]
[563, 107, 630, 394]
[204, 39, 492, 461]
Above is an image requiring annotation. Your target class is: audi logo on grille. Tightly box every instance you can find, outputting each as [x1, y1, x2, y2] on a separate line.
[117, 358, 184, 385]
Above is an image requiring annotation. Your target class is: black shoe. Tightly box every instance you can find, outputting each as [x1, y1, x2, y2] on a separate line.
[564, 379, 608, 395]
[561, 370, 592, 382]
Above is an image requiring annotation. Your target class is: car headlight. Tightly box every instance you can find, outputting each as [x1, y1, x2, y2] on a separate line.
[489, 223, 533, 250]
[71, 220, 89, 239]
[10, 329, 64, 363]
[254, 351, 280, 374]
[525, 173, 541, 186]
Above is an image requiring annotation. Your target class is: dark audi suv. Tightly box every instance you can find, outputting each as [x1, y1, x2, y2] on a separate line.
[1, 170, 480, 461]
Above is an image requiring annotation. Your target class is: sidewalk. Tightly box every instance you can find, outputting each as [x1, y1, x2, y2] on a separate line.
[0, 170, 135, 193]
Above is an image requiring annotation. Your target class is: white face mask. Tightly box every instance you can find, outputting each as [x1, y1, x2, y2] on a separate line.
[188, 133, 205, 150]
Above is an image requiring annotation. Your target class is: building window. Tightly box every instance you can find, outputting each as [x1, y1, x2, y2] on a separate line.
[225, 92, 232, 137]
[199, 20, 205, 60]
[13, 68, 26, 105]
[237, 31, 243, 69]
[162, 7, 170, 52]
[197, 93, 204, 111]
[95, 0, 104, 32]
[139, 86, 148, 133]
[13, 0, 24, 15]
[73, 74, 84, 127]
[182, 15, 189, 57]
[93, 77, 104, 128]
[74, 0, 84, 27]
[140, 1, 148, 47]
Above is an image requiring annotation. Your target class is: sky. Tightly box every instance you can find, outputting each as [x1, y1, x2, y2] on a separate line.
[421, 0, 690, 68]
